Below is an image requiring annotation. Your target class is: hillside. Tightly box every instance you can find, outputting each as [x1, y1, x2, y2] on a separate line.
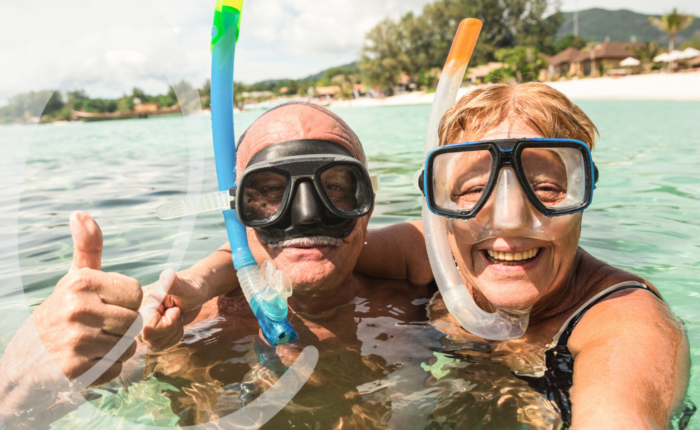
[558, 8, 700, 44]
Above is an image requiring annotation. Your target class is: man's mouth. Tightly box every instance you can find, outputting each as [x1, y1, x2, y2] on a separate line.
[484, 248, 540, 266]
[267, 236, 342, 249]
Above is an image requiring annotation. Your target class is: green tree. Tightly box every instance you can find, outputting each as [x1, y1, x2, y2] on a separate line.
[680, 35, 700, 50]
[358, 18, 411, 95]
[200, 79, 211, 98]
[329, 74, 357, 100]
[626, 41, 663, 62]
[649, 9, 695, 51]
[106, 100, 118, 113]
[44, 91, 64, 115]
[116, 95, 133, 112]
[552, 34, 591, 53]
[485, 46, 547, 83]
[360, 0, 563, 91]
[317, 65, 360, 87]
[233, 82, 246, 109]
[67, 90, 89, 111]
[131, 87, 154, 105]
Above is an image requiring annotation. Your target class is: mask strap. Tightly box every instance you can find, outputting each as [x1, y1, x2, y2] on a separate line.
[156, 190, 231, 219]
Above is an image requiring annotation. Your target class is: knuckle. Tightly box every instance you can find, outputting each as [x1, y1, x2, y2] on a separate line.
[69, 330, 96, 351]
[141, 324, 159, 342]
[64, 303, 94, 323]
[62, 361, 84, 381]
[93, 362, 122, 386]
[132, 284, 144, 306]
[121, 341, 137, 362]
[124, 310, 140, 328]
[71, 268, 94, 292]
[119, 275, 143, 309]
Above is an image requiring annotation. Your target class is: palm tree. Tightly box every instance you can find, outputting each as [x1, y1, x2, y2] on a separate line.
[649, 9, 695, 52]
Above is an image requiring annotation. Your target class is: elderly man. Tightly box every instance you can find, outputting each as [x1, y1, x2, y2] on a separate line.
[0, 103, 435, 428]
[140, 103, 431, 346]
[131, 103, 436, 426]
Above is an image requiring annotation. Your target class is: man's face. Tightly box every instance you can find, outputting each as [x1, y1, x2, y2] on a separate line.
[238, 105, 371, 296]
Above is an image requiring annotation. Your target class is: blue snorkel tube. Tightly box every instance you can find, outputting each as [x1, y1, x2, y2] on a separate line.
[210, 0, 298, 346]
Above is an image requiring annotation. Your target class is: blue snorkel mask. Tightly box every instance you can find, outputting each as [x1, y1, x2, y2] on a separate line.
[209, 0, 297, 346]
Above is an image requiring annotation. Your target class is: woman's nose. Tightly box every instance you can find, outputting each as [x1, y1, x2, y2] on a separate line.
[492, 168, 532, 230]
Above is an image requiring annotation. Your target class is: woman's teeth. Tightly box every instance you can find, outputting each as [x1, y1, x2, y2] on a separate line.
[486, 248, 539, 265]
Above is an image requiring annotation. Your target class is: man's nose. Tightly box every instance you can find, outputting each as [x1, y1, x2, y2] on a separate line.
[492, 168, 532, 230]
[291, 181, 323, 225]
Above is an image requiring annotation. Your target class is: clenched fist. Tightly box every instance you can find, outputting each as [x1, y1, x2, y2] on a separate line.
[140, 269, 209, 352]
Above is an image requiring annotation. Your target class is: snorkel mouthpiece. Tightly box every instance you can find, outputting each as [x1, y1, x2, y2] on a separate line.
[210, 0, 297, 347]
[422, 18, 532, 341]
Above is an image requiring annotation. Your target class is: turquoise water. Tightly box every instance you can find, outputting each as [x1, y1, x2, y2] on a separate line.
[1, 101, 699, 428]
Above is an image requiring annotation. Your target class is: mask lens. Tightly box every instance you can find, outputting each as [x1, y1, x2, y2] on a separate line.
[240, 170, 289, 223]
[520, 147, 586, 210]
[319, 164, 369, 213]
[432, 149, 493, 213]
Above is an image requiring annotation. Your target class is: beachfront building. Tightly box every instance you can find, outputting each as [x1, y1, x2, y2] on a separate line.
[133, 102, 159, 114]
[547, 47, 581, 79]
[545, 42, 644, 79]
[315, 86, 341, 99]
[467, 62, 503, 84]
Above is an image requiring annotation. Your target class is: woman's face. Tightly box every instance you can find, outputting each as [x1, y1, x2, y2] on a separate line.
[447, 121, 583, 311]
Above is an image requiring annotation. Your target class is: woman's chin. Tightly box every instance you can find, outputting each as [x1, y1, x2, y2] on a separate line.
[478, 283, 540, 311]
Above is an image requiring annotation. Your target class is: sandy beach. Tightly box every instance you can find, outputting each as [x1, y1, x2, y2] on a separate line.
[328, 71, 700, 108]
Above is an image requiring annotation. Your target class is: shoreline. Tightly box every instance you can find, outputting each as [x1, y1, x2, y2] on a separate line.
[328, 71, 700, 109]
[6, 72, 698, 126]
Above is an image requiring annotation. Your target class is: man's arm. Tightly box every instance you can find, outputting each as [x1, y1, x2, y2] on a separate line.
[568, 288, 690, 430]
[354, 221, 433, 285]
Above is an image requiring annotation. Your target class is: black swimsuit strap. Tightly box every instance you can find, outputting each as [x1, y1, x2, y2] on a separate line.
[518, 283, 672, 429]
[556, 283, 662, 348]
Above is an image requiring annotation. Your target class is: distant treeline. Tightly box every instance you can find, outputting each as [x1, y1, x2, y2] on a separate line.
[0, 80, 208, 124]
[0, 63, 365, 124]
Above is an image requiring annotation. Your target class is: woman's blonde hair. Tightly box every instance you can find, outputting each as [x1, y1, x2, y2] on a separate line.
[439, 82, 599, 149]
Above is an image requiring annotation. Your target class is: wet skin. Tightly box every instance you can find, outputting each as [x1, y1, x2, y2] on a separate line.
[134, 104, 445, 427]
[141, 277, 438, 428]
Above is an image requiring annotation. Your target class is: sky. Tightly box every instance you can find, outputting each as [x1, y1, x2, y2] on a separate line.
[0, 0, 698, 106]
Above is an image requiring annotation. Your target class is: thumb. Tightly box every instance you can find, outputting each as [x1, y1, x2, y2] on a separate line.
[69, 211, 103, 272]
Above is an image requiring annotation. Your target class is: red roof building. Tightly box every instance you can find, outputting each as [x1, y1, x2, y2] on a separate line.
[545, 42, 644, 79]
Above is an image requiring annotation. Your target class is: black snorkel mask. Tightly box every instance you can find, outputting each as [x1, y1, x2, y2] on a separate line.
[230, 140, 376, 245]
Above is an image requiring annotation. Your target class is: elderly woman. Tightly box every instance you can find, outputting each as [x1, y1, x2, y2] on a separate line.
[357, 82, 691, 429]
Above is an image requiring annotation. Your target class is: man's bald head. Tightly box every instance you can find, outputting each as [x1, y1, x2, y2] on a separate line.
[236, 103, 366, 174]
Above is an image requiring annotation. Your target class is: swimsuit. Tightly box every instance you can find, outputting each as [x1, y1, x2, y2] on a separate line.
[517, 281, 696, 429]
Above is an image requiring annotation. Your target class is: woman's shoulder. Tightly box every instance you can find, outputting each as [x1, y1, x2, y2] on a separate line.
[573, 248, 658, 299]
[566, 249, 679, 356]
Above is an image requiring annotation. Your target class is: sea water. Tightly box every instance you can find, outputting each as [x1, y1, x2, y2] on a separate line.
[0, 101, 698, 429]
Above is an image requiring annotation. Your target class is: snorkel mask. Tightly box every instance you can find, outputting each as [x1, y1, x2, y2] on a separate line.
[233, 139, 377, 245]
[420, 137, 598, 244]
[419, 19, 596, 341]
